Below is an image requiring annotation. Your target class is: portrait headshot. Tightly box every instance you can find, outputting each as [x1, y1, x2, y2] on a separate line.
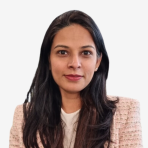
[0, 1, 147, 148]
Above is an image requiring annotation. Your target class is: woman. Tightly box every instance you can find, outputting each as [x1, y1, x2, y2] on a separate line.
[9, 10, 142, 148]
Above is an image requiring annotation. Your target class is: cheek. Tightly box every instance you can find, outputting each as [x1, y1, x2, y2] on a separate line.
[84, 63, 95, 80]
[50, 59, 64, 78]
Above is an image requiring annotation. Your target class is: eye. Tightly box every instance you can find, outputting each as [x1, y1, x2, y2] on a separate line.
[82, 51, 92, 55]
[58, 50, 68, 55]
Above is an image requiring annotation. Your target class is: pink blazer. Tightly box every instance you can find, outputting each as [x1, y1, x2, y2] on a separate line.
[9, 96, 143, 148]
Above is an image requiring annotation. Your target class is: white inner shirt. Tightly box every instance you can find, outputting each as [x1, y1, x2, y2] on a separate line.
[61, 108, 80, 148]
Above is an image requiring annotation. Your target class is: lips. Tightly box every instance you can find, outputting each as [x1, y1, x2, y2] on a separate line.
[64, 74, 83, 81]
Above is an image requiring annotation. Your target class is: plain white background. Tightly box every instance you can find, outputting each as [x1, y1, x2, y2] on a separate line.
[0, 1, 147, 147]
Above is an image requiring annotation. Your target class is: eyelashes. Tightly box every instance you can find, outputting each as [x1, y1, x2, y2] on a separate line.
[57, 50, 68, 55]
[57, 50, 92, 56]
[82, 51, 92, 55]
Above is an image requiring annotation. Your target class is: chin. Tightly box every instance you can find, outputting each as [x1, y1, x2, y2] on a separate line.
[62, 86, 85, 94]
[66, 89, 83, 93]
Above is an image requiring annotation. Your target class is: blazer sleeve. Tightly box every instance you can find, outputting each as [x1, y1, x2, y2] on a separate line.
[9, 105, 23, 148]
[119, 99, 143, 148]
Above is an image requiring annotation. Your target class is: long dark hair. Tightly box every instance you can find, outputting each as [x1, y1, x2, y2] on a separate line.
[23, 10, 118, 148]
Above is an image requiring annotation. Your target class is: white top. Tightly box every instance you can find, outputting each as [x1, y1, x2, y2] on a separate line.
[61, 108, 80, 148]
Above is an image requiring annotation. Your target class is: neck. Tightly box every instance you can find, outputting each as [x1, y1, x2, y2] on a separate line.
[60, 90, 82, 113]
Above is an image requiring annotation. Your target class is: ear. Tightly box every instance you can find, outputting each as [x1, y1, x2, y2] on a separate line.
[95, 53, 102, 71]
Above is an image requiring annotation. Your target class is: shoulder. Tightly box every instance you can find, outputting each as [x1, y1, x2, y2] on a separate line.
[14, 104, 24, 113]
[9, 104, 24, 147]
[108, 95, 141, 128]
[11, 104, 26, 132]
[107, 95, 140, 110]
[11, 104, 24, 130]
[13, 104, 24, 120]
[107, 95, 140, 120]
[107, 96, 143, 147]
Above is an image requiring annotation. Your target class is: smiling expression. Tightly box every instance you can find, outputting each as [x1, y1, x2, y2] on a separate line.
[49, 24, 102, 94]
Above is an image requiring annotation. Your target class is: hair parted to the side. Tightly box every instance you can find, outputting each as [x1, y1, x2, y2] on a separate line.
[23, 10, 118, 148]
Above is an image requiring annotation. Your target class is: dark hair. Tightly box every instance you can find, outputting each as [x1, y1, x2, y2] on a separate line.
[23, 10, 118, 148]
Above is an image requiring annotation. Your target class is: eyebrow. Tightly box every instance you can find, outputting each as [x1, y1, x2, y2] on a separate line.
[81, 45, 95, 49]
[54, 45, 69, 49]
[54, 45, 95, 49]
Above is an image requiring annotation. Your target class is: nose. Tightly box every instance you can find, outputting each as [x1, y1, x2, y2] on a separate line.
[67, 55, 81, 69]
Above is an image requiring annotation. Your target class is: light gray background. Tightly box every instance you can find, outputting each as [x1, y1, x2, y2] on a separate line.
[0, 1, 147, 147]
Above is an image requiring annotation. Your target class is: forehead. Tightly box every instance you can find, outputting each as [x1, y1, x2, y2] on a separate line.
[51, 24, 95, 48]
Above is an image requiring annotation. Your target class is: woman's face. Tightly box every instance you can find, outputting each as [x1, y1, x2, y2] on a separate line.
[49, 24, 102, 94]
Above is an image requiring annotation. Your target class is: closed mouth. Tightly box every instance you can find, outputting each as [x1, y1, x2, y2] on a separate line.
[64, 74, 83, 81]
[65, 74, 83, 77]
